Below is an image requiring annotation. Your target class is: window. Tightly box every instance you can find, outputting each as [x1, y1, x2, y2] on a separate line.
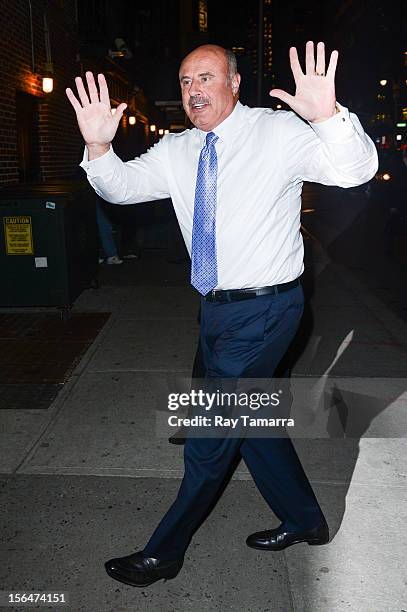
[198, 0, 207, 32]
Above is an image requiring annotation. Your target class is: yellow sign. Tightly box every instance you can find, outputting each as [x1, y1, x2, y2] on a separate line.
[3, 216, 34, 255]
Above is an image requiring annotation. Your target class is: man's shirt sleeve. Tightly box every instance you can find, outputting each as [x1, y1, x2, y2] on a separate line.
[79, 136, 171, 204]
[281, 102, 378, 188]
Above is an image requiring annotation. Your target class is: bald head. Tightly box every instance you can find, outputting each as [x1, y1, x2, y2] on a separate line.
[180, 45, 237, 83]
[179, 44, 241, 131]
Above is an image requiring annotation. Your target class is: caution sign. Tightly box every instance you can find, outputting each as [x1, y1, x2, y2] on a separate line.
[3, 216, 34, 255]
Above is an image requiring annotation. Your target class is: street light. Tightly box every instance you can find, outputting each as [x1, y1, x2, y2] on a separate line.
[129, 116, 136, 125]
[42, 77, 53, 93]
[379, 79, 388, 86]
[150, 124, 156, 132]
[158, 128, 164, 136]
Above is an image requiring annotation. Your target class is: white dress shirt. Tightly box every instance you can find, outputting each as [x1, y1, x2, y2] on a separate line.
[80, 101, 378, 290]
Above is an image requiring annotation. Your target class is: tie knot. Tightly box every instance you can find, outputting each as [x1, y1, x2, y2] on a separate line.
[205, 131, 218, 147]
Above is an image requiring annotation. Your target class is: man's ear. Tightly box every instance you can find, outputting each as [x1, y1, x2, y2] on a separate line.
[232, 73, 241, 95]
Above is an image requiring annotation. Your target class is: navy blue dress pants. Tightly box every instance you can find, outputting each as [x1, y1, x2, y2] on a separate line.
[143, 284, 325, 560]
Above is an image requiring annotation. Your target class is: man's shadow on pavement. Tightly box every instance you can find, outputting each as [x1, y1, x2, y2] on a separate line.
[276, 235, 407, 541]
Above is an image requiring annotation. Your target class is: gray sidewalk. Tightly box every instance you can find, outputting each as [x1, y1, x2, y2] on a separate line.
[1, 244, 407, 612]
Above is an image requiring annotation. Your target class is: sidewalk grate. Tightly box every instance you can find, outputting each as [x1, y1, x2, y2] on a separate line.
[0, 312, 110, 408]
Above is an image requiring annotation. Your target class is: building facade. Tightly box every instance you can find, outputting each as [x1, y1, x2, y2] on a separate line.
[0, 0, 82, 184]
[0, 0, 160, 187]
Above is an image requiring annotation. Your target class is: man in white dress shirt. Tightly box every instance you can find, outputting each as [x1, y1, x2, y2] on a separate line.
[66, 42, 377, 588]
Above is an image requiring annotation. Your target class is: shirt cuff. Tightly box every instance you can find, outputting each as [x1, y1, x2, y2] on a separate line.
[79, 144, 115, 177]
[308, 102, 355, 144]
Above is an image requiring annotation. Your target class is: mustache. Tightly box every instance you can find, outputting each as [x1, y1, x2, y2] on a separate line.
[189, 96, 210, 107]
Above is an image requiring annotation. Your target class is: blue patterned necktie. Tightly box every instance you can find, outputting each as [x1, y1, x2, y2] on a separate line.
[191, 131, 219, 295]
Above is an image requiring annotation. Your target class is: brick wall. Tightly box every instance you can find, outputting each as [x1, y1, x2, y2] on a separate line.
[0, 0, 82, 185]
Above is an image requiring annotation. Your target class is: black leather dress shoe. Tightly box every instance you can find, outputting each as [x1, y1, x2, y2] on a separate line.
[246, 519, 329, 551]
[105, 551, 183, 587]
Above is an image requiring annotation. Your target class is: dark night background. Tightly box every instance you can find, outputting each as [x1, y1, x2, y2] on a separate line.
[0, 0, 405, 181]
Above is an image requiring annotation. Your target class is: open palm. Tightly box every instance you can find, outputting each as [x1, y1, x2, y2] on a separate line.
[270, 41, 338, 123]
[65, 72, 127, 146]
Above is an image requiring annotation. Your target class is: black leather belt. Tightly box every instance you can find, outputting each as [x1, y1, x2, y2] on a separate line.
[204, 278, 301, 303]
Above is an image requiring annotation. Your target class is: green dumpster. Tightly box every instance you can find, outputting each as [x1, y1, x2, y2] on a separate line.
[0, 181, 97, 308]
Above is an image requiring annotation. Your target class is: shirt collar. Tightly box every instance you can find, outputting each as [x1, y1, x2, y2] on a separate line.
[197, 100, 245, 146]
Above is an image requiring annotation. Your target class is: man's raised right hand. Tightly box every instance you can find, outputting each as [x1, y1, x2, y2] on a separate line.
[66, 72, 127, 160]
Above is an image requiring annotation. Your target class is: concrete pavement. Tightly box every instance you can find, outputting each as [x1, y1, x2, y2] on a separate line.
[1, 237, 407, 611]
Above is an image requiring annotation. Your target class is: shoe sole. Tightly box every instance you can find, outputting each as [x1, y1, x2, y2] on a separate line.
[105, 564, 180, 587]
[308, 538, 330, 546]
[247, 537, 329, 551]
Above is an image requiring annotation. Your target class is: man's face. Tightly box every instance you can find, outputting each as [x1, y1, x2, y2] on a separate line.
[179, 46, 240, 132]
